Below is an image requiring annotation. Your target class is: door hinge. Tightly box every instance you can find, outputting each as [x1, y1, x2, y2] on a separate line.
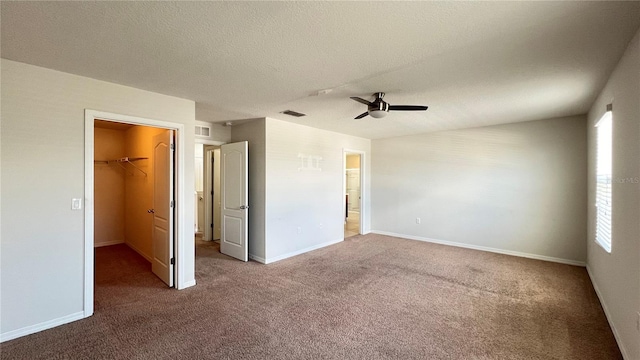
[170, 258, 175, 265]
[210, 223, 213, 228]
[170, 200, 175, 208]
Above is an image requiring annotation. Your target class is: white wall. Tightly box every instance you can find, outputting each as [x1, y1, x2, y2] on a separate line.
[263, 118, 371, 263]
[196, 120, 231, 144]
[587, 28, 640, 360]
[0, 59, 196, 340]
[372, 116, 588, 264]
[231, 119, 267, 261]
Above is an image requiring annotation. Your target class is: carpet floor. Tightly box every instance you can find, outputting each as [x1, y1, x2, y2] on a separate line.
[0, 234, 621, 359]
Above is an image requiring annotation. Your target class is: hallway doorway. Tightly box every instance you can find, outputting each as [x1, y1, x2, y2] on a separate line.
[344, 151, 362, 238]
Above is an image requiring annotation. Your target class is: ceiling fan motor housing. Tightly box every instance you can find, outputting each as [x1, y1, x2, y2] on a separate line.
[368, 92, 389, 118]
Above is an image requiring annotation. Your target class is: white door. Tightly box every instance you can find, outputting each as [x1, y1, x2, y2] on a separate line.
[220, 141, 248, 261]
[151, 130, 174, 286]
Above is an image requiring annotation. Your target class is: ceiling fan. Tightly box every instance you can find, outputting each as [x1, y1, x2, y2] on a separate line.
[350, 92, 428, 119]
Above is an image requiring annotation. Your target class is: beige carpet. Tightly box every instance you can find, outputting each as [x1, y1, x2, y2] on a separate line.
[0, 234, 621, 359]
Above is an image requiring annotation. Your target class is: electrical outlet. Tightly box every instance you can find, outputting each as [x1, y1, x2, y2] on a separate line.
[416, 217, 421, 224]
[297, 227, 301, 234]
[319, 223, 323, 229]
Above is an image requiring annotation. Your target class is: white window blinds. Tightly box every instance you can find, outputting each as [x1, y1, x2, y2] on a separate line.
[595, 107, 612, 252]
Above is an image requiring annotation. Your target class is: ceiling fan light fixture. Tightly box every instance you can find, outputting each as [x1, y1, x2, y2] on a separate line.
[369, 110, 387, 118]
[350, 92, 427, 119]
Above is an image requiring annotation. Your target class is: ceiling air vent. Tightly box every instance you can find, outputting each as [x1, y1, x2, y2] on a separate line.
[280, 110, 306, 117]
[195, 125, 211, 137]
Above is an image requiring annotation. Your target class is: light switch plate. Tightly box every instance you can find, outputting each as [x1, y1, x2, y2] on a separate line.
[72, 198, 82, 210]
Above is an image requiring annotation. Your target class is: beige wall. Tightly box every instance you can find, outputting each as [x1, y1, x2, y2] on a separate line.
[124, 125, 166, 261]
[94, 128, 126, 246]
[372, 115, 588, 264]
[230, 118, 372, 263]
[196, 120, 231, 144]
[586, 28, 640, 360]
[263, 118, 371, 262]
[231, 119, 267, 260]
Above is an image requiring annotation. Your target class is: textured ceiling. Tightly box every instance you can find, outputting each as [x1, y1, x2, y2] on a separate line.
[2, 2, 639, 139]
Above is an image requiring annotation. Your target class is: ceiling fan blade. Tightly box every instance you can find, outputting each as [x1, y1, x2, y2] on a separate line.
[388, 105, 429, 111]
[354, 111, 369, 119]
[350, 97, 373, 106]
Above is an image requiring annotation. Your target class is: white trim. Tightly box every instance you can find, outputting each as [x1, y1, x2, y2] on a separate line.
[264, 238, 343, 264]
[0, 311, 84, 343]
[343, 149, 366, 236]
[84, 114, 95, 317]
[204, 147, 213, 241]
[249, 254, 267, 264]
[371, 230, 586, 267]
[203, 145, 223, 241]
[586, 266, 628, 359]
[181, 279, 197, 289]
[94, 239, 125, 247]
[84, 110, 193, 316]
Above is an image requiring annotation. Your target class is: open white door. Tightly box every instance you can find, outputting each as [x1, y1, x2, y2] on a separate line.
[220, 141, 248, 261]
[151, 130, 175, 286]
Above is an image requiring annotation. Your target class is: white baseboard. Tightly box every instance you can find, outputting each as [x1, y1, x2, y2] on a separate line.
[586, 266, 628, 359]
[0, 311, 85, 343]
[371, 231, 586, 267]
[264, 238, 343, 264]
[94, 239, 124, 247]
[249, 254, 266, 264]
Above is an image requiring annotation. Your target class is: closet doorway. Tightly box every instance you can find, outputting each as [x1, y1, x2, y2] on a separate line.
[84, 110, 188, 318]
[344, 151, 363, 238]
[93, 120, 175, 285]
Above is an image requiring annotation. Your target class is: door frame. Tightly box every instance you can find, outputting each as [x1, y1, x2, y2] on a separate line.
[84, 109, 187, 318]
[343, 149, 365, 236]
[200, 142, 224, 241]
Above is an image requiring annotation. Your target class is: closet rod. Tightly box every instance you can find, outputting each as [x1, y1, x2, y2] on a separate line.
[94, 156, 148, 177]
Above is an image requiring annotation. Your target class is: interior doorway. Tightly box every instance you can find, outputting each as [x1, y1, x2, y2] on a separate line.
[203, 145, 222, 241]
[195, 141, 249, 261]
[344, 151, 362, 238]
[195, 143, 223, 242]
[195, 140, 249, 262]
[92, 119, 176, 287]
[84, 110, 189, 319]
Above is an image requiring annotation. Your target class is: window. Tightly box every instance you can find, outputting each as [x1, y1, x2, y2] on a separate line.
[595, 104, 613, 252]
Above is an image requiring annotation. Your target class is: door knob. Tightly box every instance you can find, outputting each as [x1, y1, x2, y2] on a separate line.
[240, 205, 249, 210]
[147, 209, 155, 213]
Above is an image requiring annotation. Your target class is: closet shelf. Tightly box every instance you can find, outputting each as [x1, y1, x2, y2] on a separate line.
[94, 157, 148, 177]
